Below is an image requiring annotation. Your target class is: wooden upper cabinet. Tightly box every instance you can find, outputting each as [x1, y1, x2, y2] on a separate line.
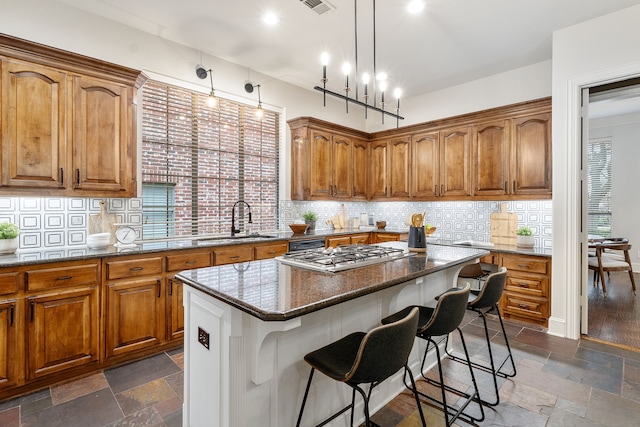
[472, 119, 510, 197]
[511, 112, 552, 196]
[1, 59, 67, 190]
[352, 139, 368, 200]
[388, 137, 410, 198]
[439, 126, 471, 198]
[411, 132, 439, 199]
[73, 75, 133, 195]
[331, 135, 353, 199]
[308, 129, 333, 199]
[288, 117, 368, 201]
[368, 140, 388, 199]
[0, 34, 144, 197]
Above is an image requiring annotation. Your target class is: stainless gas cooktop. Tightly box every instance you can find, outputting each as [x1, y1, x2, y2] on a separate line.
[276, 244, 415, 273]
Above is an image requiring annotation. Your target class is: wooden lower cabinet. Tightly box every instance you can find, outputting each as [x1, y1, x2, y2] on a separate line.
[166, 277, 184, 341]
[105, 277, 164, 358]
[0, 299, 21, 389]
[27, 287, 99, 379]
[498, 253, 551, 326]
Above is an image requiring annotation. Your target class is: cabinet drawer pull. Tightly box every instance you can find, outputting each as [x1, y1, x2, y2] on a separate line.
[130, 267, 144, 271]
[518, 303, 529, 309]
[10, 303, 15, 327]
[517, 264, 530, 269]
[30, 300, 35, 322]
[230, 255, 240, 259]
[267, 251, 277, 255]
[518, 283, 530, 288]
[55, 275, 73, 281]
[185, 260, 197, 264]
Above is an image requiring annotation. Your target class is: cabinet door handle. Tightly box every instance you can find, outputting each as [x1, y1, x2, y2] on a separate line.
[56, 275, 73, 281]
[512, 180, 516, 193]
[434, 185, 438, 196]
[76, 169, 81, 186]
[30, 300, 35, 322]
[352, 186, 356, 195]
[440, 184, 444, 196]
[10, 303, 15, 327]
[60, 168, 64, 186]
[504, 181, 507, 192]
[169, 278, 173, 296]
[130, 267, 144, 271]
[157, 279, 161, 298]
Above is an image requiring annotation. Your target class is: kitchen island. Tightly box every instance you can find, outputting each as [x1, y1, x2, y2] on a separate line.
[175, 243, 489, 427]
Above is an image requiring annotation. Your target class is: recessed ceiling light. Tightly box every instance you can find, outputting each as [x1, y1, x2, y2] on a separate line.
[262, 12, 280, 26]
[407, 0, 425, 14]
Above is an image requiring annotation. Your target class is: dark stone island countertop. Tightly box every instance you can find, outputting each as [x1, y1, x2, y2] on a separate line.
[175, 243, 489, 321]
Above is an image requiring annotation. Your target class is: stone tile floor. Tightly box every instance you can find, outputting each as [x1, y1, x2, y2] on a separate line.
[1, 312, 640, 426]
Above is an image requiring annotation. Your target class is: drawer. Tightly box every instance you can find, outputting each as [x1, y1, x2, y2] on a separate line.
[254, 242, 288, 260]
[326, 236, 351, 248]
[501, 254, 548, 275]
[505, 274, 549, 297]
[350, 233, 371, 244]
[374, 233, 399, 243]
[0, 272, 20, 295]
[106, 257, 163, 280]
[26, 263, 98, 291]
[166, 251, 211, 272]
[502, 292, 548, 320]
[214, 246, 253, 265]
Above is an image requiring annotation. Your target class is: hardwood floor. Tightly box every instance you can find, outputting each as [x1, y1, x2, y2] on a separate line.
[587, 270, 640, 349]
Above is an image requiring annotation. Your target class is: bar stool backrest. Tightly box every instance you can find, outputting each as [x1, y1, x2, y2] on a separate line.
[467, 267, 508, 310]
[418, 283, 471, 338]
[345, 307, 419, 385]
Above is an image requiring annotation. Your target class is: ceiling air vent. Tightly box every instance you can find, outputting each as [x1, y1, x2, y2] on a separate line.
[300, 0, 336, 15]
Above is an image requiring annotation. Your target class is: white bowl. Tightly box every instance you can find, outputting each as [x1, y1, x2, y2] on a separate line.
[87, 232, 111, 249]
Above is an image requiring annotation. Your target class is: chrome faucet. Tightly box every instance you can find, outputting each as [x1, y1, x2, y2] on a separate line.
[231, 200, 252, 236]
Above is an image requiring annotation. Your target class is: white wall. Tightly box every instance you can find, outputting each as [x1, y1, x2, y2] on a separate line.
[552, 4, 640, 339]
[590, 113, 640, 271]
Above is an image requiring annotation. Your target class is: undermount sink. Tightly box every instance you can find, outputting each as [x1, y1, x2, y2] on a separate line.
[195, 234, 275, 242]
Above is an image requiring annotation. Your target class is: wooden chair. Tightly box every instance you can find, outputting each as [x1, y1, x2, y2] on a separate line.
[588, 240, 636, 295]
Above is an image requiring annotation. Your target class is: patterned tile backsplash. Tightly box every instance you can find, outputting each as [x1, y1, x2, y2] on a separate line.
[0, 197, 552, 250]
[281, 199, 553, 250]
[0, 197, 143, 251]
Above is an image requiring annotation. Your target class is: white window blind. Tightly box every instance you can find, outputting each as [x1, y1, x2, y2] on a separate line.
[587, 137, 612, 237]
[141, 80, 280, 239]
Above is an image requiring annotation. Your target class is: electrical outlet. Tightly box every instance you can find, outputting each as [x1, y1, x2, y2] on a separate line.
[198, 326, 210, 350]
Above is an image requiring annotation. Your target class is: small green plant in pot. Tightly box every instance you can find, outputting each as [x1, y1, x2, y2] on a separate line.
[302, 211, 318, 232]
[0, 222, 20, 254]
[515, 226, 534, 248]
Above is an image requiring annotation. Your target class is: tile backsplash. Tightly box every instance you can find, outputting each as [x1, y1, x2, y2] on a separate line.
[0, 196, 552, 251]
[0, 197, 143, 250]
[281, 199, 553, 250]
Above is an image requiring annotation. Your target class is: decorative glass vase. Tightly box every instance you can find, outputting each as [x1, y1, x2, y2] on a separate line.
[0, 237, 19, 254]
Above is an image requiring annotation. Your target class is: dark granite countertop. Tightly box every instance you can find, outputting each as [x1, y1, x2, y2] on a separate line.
[425, 238, 552, 257]
[175, 244, 489, 321]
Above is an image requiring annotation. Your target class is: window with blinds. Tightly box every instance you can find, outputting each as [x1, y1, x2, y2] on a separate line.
[141, 80, 280, 239]
[587, 137, 612, 238]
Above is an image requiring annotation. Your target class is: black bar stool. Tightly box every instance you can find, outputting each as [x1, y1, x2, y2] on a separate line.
[295, 307, 426, 427]
[381, 283, 484, 427]
[445, 266, 516, 406]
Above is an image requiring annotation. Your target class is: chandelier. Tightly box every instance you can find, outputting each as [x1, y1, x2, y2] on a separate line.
[315, 0, 404, 127]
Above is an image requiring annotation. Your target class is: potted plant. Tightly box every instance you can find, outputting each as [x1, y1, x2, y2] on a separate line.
[516, 226, 535, 248]
[0, 222, 20, 254]
[302, 211, 318, 232]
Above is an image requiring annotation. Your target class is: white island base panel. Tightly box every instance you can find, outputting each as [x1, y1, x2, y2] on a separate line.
[182, 265, 466, 427]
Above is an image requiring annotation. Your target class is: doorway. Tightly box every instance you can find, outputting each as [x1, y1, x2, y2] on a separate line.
[582, 77, 640, 348]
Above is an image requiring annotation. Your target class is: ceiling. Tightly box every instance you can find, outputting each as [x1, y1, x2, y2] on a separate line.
[58, 0, 640, 114]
